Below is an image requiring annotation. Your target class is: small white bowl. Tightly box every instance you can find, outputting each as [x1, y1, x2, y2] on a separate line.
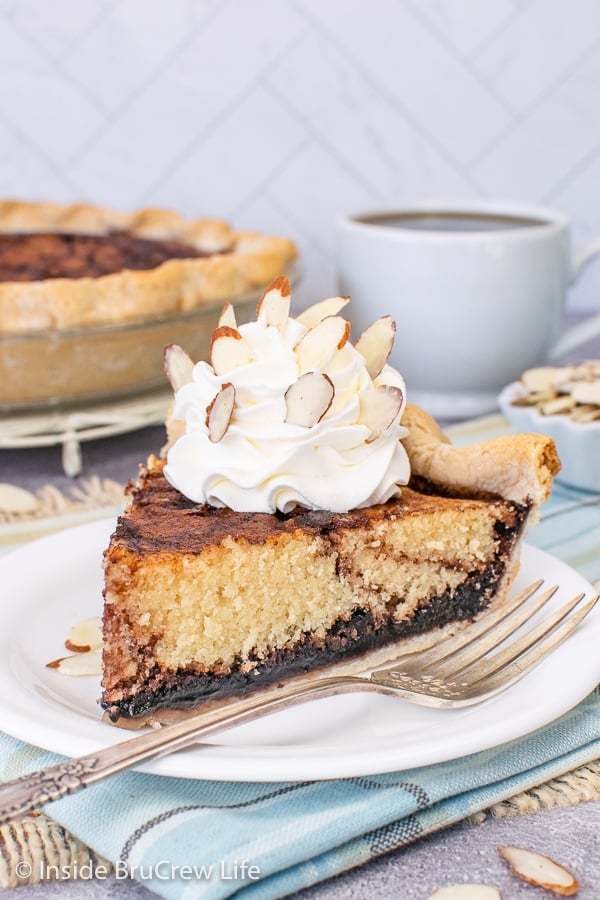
[498, 382, 600, 493]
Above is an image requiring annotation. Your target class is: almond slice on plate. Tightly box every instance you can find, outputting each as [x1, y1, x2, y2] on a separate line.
[498, 845, 580, 895]
[46, 648, 103, 677]
[354, 316, 396, 380]
[65, 616, 103, 653]
[284, 372, 335, 427]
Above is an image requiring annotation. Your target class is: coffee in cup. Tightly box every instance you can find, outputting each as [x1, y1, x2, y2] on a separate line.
[337, 201, 600, 418]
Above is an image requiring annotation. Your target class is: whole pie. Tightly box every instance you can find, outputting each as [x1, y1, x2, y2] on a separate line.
[0, 201, 297, 408]
[0, 200, 297, 332]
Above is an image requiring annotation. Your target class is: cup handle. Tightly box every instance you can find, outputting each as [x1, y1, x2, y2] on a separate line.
[547, 237, 600, 360]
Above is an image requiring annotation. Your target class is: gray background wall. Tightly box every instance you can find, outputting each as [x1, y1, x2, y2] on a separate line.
[2, 0, 600, 313]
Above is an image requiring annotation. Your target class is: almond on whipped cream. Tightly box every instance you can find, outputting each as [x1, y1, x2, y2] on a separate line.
[163, 277, 410, 513]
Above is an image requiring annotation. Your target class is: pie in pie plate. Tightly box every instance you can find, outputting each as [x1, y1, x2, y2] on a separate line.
[0, 200, 297, 410]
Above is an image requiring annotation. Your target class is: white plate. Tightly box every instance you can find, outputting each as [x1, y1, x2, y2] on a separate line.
[1, 519, 598, 782]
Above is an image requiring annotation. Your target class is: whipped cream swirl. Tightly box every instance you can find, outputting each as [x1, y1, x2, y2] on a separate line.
[164, 286, 410, 513]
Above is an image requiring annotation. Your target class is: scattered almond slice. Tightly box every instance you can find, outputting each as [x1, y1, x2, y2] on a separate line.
[65, 616, 103, 653]
[0, 483, 39, 514]
[218, 302, 237, 329]
[206, 383, 236, 442]
[498, 845, 579, 896]
[46, 648, 103, 677]
[296, 295, 350, 329]
[294, 316, 351, 373]
[428, 886, 501, 900]
[360, 385, 404, 441]
[284, 372, 335, 427]
[354, 316, 396, 379]
[256, 275, 291, 329]
[210, 325, 253, 375]
[164, 344, 194, 391]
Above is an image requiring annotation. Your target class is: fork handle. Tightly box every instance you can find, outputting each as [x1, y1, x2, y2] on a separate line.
[0, 674, 372, 825]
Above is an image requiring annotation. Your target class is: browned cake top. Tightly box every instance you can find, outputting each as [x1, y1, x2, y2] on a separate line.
[110, 460, 522, 556]
[0, 231, 214, 282]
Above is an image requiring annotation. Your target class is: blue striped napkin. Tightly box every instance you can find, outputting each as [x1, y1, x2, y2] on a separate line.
[1, 418, 599, 899]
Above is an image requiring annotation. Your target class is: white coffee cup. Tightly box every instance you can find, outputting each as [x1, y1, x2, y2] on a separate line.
[336, 200, 600, 418]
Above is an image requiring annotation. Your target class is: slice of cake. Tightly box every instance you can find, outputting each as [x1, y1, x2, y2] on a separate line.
[101, 279, 559, 725]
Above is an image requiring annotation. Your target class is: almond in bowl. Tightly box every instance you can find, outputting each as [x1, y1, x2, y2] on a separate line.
[498, 362, 600, 493]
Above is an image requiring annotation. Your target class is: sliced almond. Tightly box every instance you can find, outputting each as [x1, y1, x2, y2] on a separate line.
[210, 325, 253, 375]
[294, 316, 351, 373]
[513, 360, 600, 423]
[520, 366, 565, 393]
[296, 295, 350, 329]
[360, 385, 404, 441]
[284, 372, 335, 427]
[578, 359, 600, 377]
[498, 845, 579, 895]
[164, 344, 194, 392]
[218, 302, 237, 329]
[428, 886, 501, 900]
[0, 483, 38, 514]
[539, 395, 577, 416]
[46, 648, 103, 677]
[570, 381, 600, 407]
[571, 405, 600, 423]
[354, 316, 396, 379]
[256, 275, 291, 329]
[65, 616, 103, 653]
[511, 390, 556, 407]
[206, 382, 236, 442]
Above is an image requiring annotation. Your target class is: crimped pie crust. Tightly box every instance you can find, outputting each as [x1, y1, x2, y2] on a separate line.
[0, 200, 297, 332]
[402, 402, 560, 510]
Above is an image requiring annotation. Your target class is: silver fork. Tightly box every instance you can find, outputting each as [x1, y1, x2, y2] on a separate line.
[0, 580, 596, 825]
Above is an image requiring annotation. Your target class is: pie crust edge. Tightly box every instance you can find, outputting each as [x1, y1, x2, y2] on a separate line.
[0, 200, 298, 332]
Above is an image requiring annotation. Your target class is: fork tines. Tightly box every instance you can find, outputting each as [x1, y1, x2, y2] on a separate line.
[372, 581, 598, 705]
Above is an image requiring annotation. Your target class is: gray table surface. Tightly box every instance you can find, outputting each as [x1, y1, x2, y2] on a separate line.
[2, 342, 600, 897]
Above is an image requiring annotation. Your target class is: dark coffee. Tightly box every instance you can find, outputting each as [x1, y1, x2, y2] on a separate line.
[357, 211, 548, 232]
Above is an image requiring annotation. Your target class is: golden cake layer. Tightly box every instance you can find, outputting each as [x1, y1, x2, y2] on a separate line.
[102, 456, 531, 724]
